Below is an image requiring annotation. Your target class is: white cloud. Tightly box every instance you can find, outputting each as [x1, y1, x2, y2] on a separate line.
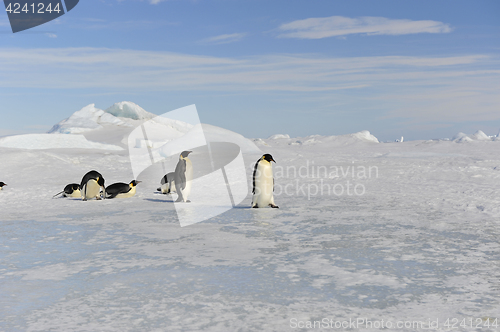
[45, 33, 57, 38]
[0, 48, 490, 91]
[278, 16, 452, 39]
[200, 33, 246, 45]
[0, 47, 497, 123]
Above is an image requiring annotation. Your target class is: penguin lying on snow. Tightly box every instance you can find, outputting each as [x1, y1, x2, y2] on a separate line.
[106, 180, 141, 199]
[80, 170, 105, 201]
[174, 151, 193, 202]
[53, 183, 81, 198]
[0, 182, 6, 190]
[251, 154, 279, 208]
[157, 172, 176, 194]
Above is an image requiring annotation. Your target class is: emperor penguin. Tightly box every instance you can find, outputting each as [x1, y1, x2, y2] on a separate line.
[105, 180, 141, 199]
[174, 151, 193, 202]
[80, 170, 105, 201]
[53, 183, 81, 198]
[251, 154, 279, 208]
[157, 172, 176, 194]
[0, 182, 6, 190]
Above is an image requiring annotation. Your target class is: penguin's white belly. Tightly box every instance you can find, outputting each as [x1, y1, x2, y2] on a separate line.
[253, 162, 274, 207]
[160, 183, 169, 194]
[66, 189, 81, 198]
[82, 180, 101, 199]
[161, 180, 176, 194]
[115, 186, 136, 198]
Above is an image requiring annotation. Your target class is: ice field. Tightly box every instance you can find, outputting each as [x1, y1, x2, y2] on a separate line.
[1, 103, 500, 331]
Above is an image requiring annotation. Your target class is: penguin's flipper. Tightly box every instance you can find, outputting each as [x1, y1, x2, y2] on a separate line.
[105, 188, 119, 199]
[105, 191, 118, 199]
[176, 160, 187, 190]
[252, 160, 259, 194]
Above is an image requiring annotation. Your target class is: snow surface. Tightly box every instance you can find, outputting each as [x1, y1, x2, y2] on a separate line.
[1, 116, 500, 331]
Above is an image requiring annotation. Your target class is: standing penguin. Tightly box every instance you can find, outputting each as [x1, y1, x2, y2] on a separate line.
[106, 180, 141, 199]
[251, 154, 279, 208]
[0, 182, 6, 190]
[157, 172, 176, 194]
[80, 170, 105, 201]
[53, 183, 81, 198]
[174, 151, 193, 202]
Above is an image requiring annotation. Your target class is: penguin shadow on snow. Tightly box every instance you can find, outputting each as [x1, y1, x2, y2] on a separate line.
[144, 197, 175, 203]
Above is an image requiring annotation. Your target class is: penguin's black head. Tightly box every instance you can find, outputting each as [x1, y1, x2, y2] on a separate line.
[0, 182, 6, 187]
[180, 151, 192, 159]
[262, 154, 276, 163]
[130, 180, 142, 187]
[97, 177, 105, 187]
[72, 184, 80, 191]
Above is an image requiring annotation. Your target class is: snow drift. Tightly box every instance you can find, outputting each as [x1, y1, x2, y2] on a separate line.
[453, 130, 497, 143]
[0, 133, 123, 150]
[256, 130, 379, 147]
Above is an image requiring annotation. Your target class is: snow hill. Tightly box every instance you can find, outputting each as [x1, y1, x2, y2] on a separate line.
[0, 102, 263, 154]
[452, 130, 499, 143]
[48, 102, 155, 134]
[0, 100, 392, 153]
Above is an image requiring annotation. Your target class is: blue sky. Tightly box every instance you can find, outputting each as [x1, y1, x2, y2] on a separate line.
[1, 0, 499, 141]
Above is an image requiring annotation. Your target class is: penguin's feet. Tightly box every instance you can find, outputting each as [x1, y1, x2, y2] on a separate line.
[252, 205, 259, 208]
[269, 204, 279, 208]
[186, 200, 191, 203]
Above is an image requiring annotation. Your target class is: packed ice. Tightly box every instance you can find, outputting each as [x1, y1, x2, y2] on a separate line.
[1, 102, 499, 331]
